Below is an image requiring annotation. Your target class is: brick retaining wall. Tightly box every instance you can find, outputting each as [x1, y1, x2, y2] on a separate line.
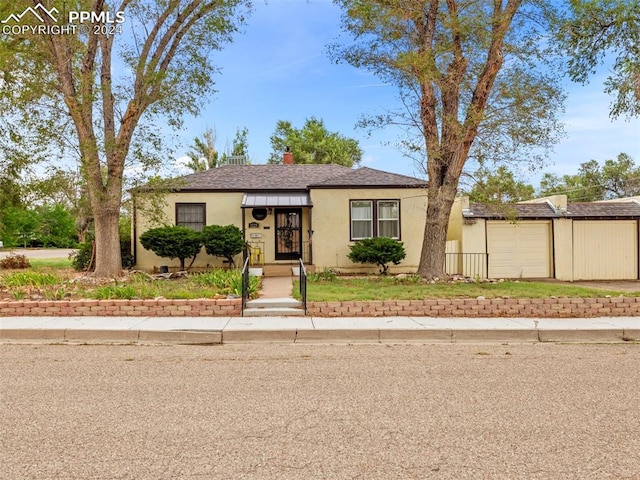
[1, 297, 639, 317]
[306, 297, 640, 317]
[0, 298, 241, 317]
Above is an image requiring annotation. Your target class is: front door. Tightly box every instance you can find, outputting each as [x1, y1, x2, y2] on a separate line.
[275, 209, 302, 260]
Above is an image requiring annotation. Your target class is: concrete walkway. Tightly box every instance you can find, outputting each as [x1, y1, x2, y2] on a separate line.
[1, 315, 639, 344]
[258, 276, 294, 298]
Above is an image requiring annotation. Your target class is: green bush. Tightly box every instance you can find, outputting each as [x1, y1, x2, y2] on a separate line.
[71, 239, 136, 271]
[192, 269, 260, 298]
[201, 225, 244, 268]
[347, 237, 406, 275]
[139, 226, 203, 271]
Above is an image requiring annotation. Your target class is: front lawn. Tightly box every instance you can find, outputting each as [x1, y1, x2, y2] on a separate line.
[294, 276, 634, 302]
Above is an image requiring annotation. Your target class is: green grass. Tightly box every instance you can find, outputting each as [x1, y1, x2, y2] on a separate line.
[29, 258, 73, 269]
[293, 276, 633, 302]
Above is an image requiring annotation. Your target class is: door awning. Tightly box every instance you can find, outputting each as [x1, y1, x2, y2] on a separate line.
[241, 192, 312, 208]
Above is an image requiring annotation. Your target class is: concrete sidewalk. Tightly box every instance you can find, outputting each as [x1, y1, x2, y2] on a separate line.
[1, 315, 639, 344]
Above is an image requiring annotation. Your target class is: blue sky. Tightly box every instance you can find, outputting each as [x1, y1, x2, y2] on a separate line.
[175, 0, 640, 186]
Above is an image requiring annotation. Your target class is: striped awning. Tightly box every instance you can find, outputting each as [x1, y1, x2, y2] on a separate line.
[241, 192, 312, 208]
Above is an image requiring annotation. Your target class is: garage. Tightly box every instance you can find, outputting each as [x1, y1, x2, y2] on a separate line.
[572, 220, 638, 280]
[487, 220, 552, 278]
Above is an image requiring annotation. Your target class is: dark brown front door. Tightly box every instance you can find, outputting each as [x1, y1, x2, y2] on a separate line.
[275, 209, 302, 260]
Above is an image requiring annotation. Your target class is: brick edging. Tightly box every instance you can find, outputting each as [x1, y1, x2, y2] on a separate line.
[1, 297, 639, 317]
[306, 297, 640, 317]
[0, 298, 241, 317]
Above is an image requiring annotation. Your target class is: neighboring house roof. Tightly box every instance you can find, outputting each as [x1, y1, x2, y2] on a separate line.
[466, 201, 640, 219]
[170, 164, 426, 191]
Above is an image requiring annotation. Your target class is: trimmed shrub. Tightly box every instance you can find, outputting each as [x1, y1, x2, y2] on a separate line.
[347, 237, 406, 274]
[140, 226, 202, 271]
[201, 225, 244, 268]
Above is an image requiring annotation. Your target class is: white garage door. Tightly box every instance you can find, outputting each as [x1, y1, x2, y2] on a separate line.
[487, 221, 552, 278]
[573, 220, 637, 280]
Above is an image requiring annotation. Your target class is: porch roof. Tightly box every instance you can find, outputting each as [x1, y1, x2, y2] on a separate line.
[241, 192, 312, 208]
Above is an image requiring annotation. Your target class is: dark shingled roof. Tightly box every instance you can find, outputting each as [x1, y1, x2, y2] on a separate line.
[565, 202, 640, 218]
[467, 201, 640, 219]
[174, 164, 351, 191]
[171, 164, 426, 191]
[467, 202, 557, 218]
[309, 167, 427, 188]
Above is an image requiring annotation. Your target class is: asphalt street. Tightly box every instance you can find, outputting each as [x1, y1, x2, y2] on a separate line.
[1, 343, 639, 479]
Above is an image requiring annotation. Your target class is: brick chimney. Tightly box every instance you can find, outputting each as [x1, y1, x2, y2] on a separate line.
[283, 146, 294, 165]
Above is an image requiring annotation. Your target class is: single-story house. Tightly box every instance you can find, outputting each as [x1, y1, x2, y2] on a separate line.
[450, 194, 640, 280]
[133, 155, 432, 274]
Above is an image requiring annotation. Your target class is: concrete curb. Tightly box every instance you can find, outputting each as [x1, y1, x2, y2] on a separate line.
[0, 329, 223, 345]
[2, 328, 638, 345]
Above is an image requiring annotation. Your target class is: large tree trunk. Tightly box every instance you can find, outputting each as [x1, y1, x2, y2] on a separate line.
[417, 181, 459, 279]
[93, 208, 122, 278]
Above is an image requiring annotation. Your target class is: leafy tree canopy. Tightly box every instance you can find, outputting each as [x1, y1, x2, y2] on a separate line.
[539, 153, 640, 201]
[0, 0, 250, 278]
[268, 117, 362, 167]
[559, 0, 640, 119]
[464, 166, 535, 204]
[332, 0, 565, 279]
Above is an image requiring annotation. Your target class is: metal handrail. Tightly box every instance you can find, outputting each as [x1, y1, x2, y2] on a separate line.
[298, 258, 307, 315]
[241, 256, 250, 316]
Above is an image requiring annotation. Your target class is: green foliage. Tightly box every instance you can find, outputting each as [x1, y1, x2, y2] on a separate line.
[36, 204, 77, 248]
[201, 225, 244, 268]
[465, 166, 535, 204]
[0, 204, 77, 248]
[0, 271, 58, 288]
[559, 0, 640, 119]
[332, 1, 564, 279]
[0, 0, 251, 278]
[268, 117, 362, 167]
[308, 268, 338, 282]
[71, 239, 135, 271]
[192, 269, 260, 297]
[539, 153, 640, 201]
[0, 254, 31, 270]
[140, 226, 203, 271]
[93, 285, 140, 300]
[347, 237, 406, 275]
[186, 129, 219, 172]
[0, 207, 38, 248]
[70, 241, 94, 271]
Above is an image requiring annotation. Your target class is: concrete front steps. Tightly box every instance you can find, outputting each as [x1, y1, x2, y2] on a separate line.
[243, 297, 305, 317]
[258, 264, 315, 277]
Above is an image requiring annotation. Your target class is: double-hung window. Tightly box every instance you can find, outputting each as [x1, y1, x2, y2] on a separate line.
[176, 203, 206, 231]
[350, 199, 400, 240]
[350, 201, 373, 239]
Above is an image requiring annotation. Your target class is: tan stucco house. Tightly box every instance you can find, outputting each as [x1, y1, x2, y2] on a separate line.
[133, 161, 428, 274]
